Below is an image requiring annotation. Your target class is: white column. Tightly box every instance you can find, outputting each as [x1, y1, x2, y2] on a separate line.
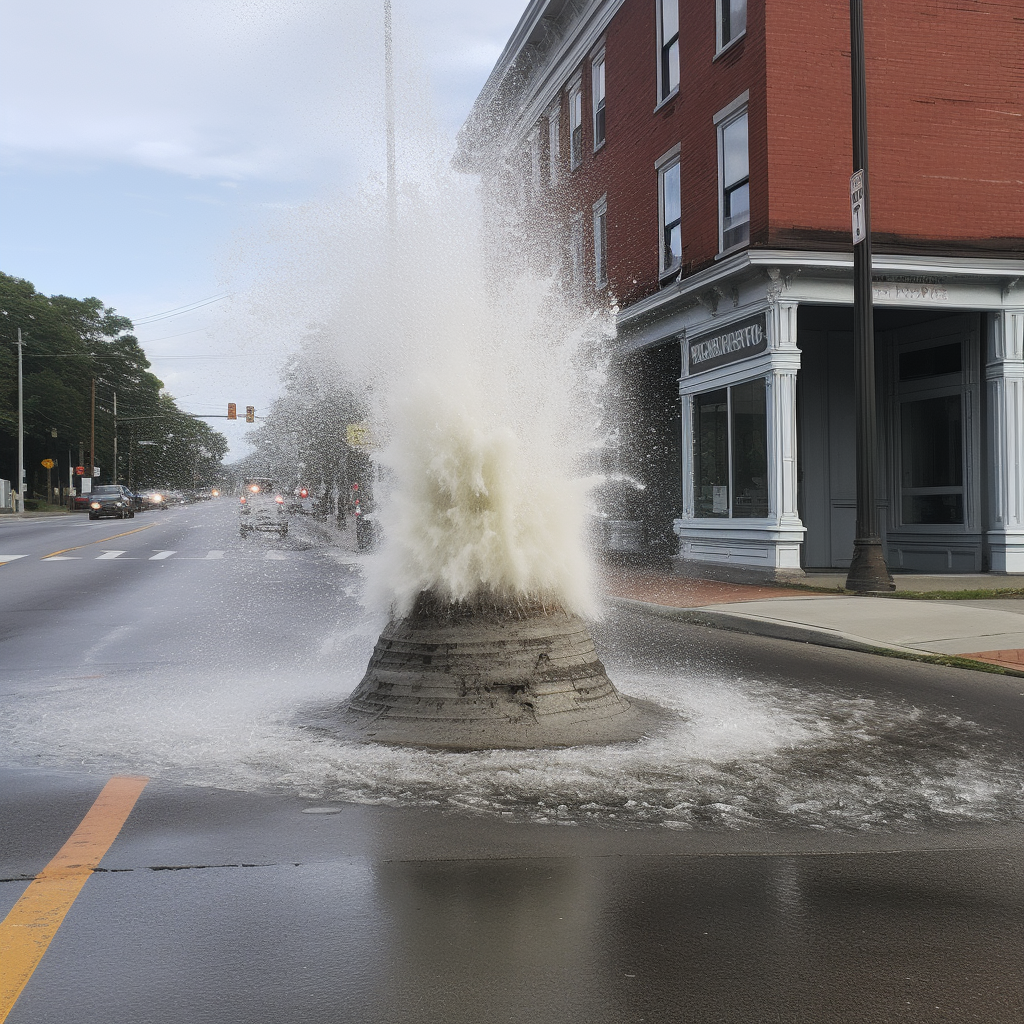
[986, 308, 1024, 572]
[766, 301, 803, 568]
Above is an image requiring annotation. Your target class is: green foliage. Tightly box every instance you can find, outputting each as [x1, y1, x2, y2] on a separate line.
[0, 271, 227, 494]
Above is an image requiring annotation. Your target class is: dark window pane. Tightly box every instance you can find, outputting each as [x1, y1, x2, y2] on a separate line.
[898, 343, 962, 381]
[663, 40, 679, 96]
[730, 378, 768, 518]
[595, 104, 605, 146]
[724, 0, 746, 43]
[901, 395, 963, 489]
[694, 389, 729, 517]
[902, 493, 964, 525]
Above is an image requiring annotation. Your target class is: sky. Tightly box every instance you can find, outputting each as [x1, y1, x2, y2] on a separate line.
[0, 0, 527, 454]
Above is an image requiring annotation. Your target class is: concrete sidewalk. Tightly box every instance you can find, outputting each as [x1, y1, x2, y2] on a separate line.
[601, 564, 1024, 673]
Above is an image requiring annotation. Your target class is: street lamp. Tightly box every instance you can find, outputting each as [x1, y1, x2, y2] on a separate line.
[844, 0, 894, 592]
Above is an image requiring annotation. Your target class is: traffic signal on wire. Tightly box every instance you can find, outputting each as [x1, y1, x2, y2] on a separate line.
[246, 406, 255, 423]
[228, 403, 236, 420]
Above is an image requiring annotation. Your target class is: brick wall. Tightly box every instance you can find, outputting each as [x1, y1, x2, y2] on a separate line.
[766, 0, 1024, 252]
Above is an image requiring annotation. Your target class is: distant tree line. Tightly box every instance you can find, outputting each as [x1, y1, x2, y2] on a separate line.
[0, 272, 227, 501]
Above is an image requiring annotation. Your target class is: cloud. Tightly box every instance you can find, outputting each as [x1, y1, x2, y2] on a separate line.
[0, 0, 528, 183]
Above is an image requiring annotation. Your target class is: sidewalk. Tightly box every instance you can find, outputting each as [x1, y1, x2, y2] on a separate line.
[601, 563, 1024, 674]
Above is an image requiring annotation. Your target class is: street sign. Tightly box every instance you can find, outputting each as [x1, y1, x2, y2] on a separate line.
[41, 458, 55, 469]
[850, 169, 866, 244]
[346, 422, 373, 449]
[75, 466, 84, 476]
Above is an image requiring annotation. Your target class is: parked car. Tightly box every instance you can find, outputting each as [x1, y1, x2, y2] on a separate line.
[86, 485, 136, 520]
[239, 478, 288, 538]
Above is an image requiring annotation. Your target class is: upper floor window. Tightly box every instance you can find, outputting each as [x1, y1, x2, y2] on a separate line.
[657, 0, 680, 102]
[716, 97, 749, 252]
[592, 53, 606, 149]
[547, 105, 560, 187]
[569, 83, 583, 169]
[570, 213, 585, 286]
[657, 147, 682, 276]
[717, 0, 747, 53]
[593, 195, 608, 288]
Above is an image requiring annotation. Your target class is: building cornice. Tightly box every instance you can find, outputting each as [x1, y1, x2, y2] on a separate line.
[456, 0, 623, 171]
[618, 250, 1024, 330]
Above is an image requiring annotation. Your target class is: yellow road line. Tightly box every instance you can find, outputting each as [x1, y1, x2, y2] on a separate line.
[42, 524, 156, 559]
[0, 776, 149, 1022]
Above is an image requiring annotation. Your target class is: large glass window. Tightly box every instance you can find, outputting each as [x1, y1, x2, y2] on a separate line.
[693, 378, 768, 519]
[592, 55, 606, 149]
[900, 395, 964, 525]
[660, 158, 681, 274]
[718, 0, 747, 50]
[658, 0, 680, 101]
[720, 109, 749, 251]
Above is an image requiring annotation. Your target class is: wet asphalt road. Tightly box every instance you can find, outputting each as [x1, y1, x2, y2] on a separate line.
[1, 504, 1024, 1023]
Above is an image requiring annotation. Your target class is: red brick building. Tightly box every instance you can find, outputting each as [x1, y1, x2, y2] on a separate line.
[459, 0, 1024, 579]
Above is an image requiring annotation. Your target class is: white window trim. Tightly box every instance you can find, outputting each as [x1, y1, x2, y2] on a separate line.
[714, 0, 747, 58]
[570, 211, 585, 287]
[529, 127, 542, 195]
[568, 75, 583, 171]
[547, 103, 560, 187]
[715, 93, 750, 257]
[655, 0, 680, 106]
[593, 194, 608, 289]
[591, 47, 606, 152]
[656, 143, 682, 278]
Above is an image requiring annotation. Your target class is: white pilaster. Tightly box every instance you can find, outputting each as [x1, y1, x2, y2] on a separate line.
[986, 308, 1024, 572]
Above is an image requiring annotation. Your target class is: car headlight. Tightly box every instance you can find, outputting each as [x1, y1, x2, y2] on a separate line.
[90, 502, 101, 509]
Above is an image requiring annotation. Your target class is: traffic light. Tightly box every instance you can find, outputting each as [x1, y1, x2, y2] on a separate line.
[227, 403, 236, 420]
[246, 406, 255, 423]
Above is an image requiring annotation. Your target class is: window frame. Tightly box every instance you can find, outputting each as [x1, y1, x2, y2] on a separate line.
[593, 195, 608, 289]
[568, 79, 584, 171]
[547, 103, 561, 187]
[528, 127, 542, 195]
[591, 49, 606, 151]
[714, 92, 750, 256]
[656, 144, 682, 279]
[656, 0, 680, 105]
[715, 0, 747, 57]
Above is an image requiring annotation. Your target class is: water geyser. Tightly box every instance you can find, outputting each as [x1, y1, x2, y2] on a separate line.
[336, 591, 662, 750]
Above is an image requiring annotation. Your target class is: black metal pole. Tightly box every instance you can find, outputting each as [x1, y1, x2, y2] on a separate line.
[844, 0, 893, 592]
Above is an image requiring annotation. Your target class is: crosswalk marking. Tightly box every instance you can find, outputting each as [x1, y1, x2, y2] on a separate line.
[204, 550, 225, 559]
[96, 550, 128, 560]
[42, 556, 81, 561]
[149, 550, 176, 560]
[265, 550, 287, 560]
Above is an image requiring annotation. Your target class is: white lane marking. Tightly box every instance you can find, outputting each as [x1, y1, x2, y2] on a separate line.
[0, 554, 28, 563]
[264, 550, 287, 560]
[204, 550, 225, 559]
[149, 550, 176, 560]
[42, 556, 81, 560]
[96, 550, 129, 560]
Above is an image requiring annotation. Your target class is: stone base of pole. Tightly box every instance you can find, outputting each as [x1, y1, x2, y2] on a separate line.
[845, 538, 895, 592]
[307, 591, 667, 750]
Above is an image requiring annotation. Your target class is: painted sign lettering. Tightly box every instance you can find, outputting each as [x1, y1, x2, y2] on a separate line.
[688, 314, 768, 374]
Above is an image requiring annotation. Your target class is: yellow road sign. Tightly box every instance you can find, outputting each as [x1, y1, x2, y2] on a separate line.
[40, 458, 55, 469]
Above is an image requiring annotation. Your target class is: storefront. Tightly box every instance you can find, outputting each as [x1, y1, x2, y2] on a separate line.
[618, 251, 1024, 580]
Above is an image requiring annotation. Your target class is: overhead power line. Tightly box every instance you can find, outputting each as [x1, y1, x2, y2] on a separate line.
[131, 293, 230, 327]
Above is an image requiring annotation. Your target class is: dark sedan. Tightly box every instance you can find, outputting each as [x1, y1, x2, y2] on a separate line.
[86, 485, 137, 520]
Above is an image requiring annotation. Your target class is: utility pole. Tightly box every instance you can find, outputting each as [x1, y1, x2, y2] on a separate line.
[844, 0, 894, 592]
[112, 391, 118, 483]
[89, 378, 96, 483]
[16, 329, 24, 513]
[384, 0, 397, 242]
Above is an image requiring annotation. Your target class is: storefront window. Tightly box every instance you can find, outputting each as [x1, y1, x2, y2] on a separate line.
[693, 378, 768, 519]
[694, 389, 729, 517]
[900, 394, 964, 525]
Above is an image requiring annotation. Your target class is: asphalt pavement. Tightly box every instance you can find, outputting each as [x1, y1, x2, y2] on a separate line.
[2, 502, 1024, 1023]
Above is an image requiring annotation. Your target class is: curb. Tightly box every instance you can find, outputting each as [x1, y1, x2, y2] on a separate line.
[606, 595, 924, 656]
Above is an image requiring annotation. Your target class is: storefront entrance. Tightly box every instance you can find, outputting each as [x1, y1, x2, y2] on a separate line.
[797, 307, 983, 572]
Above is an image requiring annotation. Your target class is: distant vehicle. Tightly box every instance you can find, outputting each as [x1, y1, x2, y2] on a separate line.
[87, 485, 136, 520]
[356, 511, 379, 550]
[139, 491, 169, 510]
[239, 478, 288, 538]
